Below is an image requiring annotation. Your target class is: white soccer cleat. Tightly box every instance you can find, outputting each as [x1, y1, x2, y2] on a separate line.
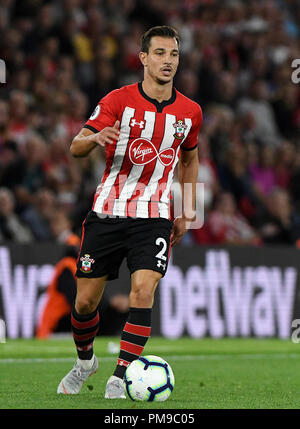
[105, 375, 126, 399]
[57, 355, 98, 394]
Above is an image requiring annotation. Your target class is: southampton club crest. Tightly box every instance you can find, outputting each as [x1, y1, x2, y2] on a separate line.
[80, 254, 95, 273]
[173, 120, 188, 140]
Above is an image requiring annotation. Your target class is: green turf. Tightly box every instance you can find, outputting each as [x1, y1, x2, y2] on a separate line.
[0, 337, 300, 409]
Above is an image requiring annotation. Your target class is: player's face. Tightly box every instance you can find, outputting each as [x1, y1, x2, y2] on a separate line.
[141, 36, 179, 85]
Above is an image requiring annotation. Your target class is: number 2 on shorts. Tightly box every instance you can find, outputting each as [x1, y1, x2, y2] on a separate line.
[155, 237, 167, 261]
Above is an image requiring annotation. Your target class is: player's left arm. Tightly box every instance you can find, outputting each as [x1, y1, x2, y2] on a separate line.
[178, 147, 199, 220]
[171, 147, 199, 246]
[171, 104, 202, 247]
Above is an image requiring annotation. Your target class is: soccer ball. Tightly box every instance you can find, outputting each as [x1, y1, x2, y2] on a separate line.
[124, 355, 175, 402]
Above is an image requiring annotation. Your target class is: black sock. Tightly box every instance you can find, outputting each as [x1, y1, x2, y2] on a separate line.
[71, 306, 99, 360]
[113, 307, 152, 379]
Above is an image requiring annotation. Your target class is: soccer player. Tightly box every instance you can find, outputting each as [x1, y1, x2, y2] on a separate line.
[57, 25, 202, 398]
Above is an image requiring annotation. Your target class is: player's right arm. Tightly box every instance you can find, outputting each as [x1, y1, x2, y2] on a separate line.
[70, 120, 120, 158]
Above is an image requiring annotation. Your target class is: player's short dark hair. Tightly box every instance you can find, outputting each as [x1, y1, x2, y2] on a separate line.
[141, 25, 180, 53]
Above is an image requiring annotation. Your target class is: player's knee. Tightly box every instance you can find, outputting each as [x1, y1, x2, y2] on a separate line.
[75, 296, 98, 315]
[130, 286, 155, 308]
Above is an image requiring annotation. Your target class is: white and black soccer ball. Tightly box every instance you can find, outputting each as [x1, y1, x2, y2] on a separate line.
[124, 355, 175, 402]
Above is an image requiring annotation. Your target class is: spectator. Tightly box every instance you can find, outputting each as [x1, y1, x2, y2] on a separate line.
[273, 141, 295, 189]
[272, 83, 300, 140]
[11, 133, 49, 215]
[0, 187, 33, 243]
[176, 69, 200, 103]
[21, 188, 58, 241]
[238, 79, 282, 147]
[214, 71, 238, 108]
[203, 192, 260, 246]
[289, 146, 300, 213]
[49, 209, 80, 246]
[63, 90, 88, 139]
[43, 134, 79, 205]
[0, 140, 24, 190]
[197, 134, 219, 211]
[86, 59, 117, 111]
[249, 145, 276, 202]
[205, 104, 235, 167]
[18, 134, 48, 189]
[253, 188, 300, 245]
[0, 100, 9, 147]
[36, 245, 129, 338]
[7, 90, 30, 148]
[36, 245, 78, 339]
[219, 144, 259, 219]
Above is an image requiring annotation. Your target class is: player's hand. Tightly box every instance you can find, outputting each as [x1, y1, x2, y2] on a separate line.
[170, 216, 191, 247]
[92, 120, 120, 147]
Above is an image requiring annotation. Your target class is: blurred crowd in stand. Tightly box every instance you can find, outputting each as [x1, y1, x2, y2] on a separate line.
[1, 0, 300, 247]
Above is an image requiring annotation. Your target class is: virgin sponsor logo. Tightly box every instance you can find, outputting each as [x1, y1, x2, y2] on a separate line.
[129, 138, 175, 166]
[161, 250, 297, 339]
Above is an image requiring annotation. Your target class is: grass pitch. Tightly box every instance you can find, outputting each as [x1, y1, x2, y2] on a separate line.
[0, 336, 300, 409]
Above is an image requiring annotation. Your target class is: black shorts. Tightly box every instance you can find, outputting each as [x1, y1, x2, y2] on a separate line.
[76, 211, 173, 280]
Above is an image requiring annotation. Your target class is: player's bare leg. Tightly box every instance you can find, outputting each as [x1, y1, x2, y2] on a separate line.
[105, 270, 161, 399]
[129, 269, 161, 307]
[74, 276, 107, 314]
[57, 276, 107, 394]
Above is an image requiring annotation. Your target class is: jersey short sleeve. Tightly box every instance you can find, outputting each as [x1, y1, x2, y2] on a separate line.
[84, 90, 120, 133]
[181, 104, 203, 151]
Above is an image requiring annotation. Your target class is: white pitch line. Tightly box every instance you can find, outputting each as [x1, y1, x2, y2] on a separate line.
[0, 353, 300, 364]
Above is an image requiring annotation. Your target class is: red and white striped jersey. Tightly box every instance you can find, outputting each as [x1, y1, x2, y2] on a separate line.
[84, 82, 203, 219]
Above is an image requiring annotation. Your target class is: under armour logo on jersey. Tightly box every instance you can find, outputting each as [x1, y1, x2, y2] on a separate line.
[157, 260, 166, 270]
[130, 118, 146, 129]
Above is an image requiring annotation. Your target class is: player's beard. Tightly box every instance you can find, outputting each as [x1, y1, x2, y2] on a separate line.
[155, 76, 172, 85]
[147, 66, 175, 86]
[153, 71, 174, 86]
